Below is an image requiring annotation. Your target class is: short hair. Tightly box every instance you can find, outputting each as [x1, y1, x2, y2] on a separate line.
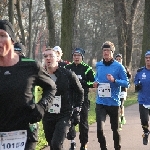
[101, 41, 115, 52]
[43, 47, 59, 56]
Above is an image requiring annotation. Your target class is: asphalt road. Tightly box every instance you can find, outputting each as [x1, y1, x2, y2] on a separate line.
[63, 103, 150, 150]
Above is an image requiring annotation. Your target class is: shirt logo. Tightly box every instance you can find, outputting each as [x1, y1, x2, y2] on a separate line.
[4, 71, 11, 75]
[142, 72, 146, 79]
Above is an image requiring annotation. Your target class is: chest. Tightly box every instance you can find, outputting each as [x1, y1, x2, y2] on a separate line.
[97, 65, 120, 79]
[68, 65, 87, 79]
[0, 66, 36, 94]
[139, 71, 150, 83]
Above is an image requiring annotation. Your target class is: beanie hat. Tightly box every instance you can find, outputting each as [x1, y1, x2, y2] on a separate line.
[145, 50, 150, 57]
[0, 20, 15, 42]
[115, 54, 122, 59]
[72, 48, 85, 58]
[101, 41, 115, 52]
[14, 42, 23, 51]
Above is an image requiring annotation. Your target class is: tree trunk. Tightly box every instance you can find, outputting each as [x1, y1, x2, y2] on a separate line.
[126, 0, 140, 67]
[113, 0, 140, 67]
[8, 0, 14, 26]
[140, 0, 150, 67]
[15, 0, 26, 45]
[44, 0, 55, 47]
[61, 0, 78, 61]
[113, 0, 127, 66]
[28, 0, 32, 58]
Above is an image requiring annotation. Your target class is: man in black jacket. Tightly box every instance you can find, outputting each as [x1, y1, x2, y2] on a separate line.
[65, 48, 95, 150]
[0, 20, 56, 150]
[42, 48, 84, 150]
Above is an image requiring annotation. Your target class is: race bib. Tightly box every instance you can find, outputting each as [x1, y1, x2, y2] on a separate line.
[98, 83, 111, 97]
[48, 96, 61, 113]
[119, 91, 127, 99]
[143, 104, 150, 109]
[0, 130, 27, 150]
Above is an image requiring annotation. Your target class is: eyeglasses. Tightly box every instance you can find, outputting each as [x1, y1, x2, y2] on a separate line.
[43, 54, 55, 58]
[73, 54, 82, 57]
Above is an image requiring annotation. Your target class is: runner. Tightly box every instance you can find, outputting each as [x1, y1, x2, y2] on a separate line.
[115, 54, 131, 130]
[0, 19, 56, 150]
[93, 41, 129, 150]
[65, 48, 95, 150]
[134, 50, 150, 145]
[42, 48, 84, 150]
[53, 46, 70, 67]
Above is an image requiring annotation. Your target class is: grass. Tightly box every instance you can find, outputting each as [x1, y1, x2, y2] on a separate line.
[36, 88, 138, 149]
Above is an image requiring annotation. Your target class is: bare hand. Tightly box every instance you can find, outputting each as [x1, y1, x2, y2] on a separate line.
[107, 74, 115, 82]
[93, 82, 99, 88]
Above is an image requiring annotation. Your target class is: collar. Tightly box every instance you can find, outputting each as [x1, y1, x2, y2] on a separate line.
[103, 58, 114, 66]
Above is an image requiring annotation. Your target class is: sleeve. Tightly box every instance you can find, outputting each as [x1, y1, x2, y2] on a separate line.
[94, 63, 99, 82]
[36, 61, 56, 110]
[134, 71, 140, 85]
[115, 65, 130, 88]
[29, 62, 56, 123]
[86, 67, 95, 88]
[69, 70, 84, 108]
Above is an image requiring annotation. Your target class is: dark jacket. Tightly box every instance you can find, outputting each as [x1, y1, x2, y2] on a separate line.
[43, 67, 84, 119]
[0, 56, 56, 132]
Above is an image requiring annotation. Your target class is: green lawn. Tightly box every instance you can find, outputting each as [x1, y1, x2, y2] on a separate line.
[36, 89, 138, 149]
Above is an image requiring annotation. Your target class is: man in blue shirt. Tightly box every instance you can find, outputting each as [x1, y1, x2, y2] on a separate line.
[93, 41, 129, 150]
[134, 50, 150, 145]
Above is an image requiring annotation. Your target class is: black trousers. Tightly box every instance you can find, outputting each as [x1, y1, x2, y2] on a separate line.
[25, 141, 37, 150]
[70, 99, 89, 145]
[25, 123, 38, 150]
[139, 104, 150, 133]
[43, 115, 70, 150]
[96, 104, 121, 150]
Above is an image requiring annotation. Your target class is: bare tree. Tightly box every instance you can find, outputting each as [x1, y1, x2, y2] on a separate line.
[44, 0, 55, 47]
[140, 0, 150, 66]
[113, 0, 140, 67]
[15, 0, 26, 45]
[0, 1, 8, 19]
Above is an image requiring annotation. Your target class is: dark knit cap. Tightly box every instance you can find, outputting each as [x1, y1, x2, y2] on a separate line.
[72, 48, 85, 58]
[0, 20, 15, 42]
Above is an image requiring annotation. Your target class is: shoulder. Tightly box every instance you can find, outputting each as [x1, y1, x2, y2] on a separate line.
[65, 63, 73, 69]
[96, 61, 103, 67]
[137, 67, 145, 72]
[19, 57, 42, 69]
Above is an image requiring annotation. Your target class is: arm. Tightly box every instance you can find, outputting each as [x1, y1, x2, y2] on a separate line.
[115, 65, 130, 88]
[85, 67, 95, 88]
[30, 62, 56, 123]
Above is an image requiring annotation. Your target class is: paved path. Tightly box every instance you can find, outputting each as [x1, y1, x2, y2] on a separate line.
[64, 103, 150, 150]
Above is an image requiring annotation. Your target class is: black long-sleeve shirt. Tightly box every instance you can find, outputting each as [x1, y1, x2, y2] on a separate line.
[0, 56, 56, 132]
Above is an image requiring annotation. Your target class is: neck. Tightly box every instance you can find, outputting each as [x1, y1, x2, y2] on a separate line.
[0, 52, 19, 66]
[146, 65, 150, 70]
[104, 58, 112, 62]
[46, 66, 58, 74]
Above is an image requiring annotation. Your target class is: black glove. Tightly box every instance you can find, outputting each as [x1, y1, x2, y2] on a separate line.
[71, 108, 80, 126]
[135, 83, 142, 92]
[29, 104, 45, 124]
